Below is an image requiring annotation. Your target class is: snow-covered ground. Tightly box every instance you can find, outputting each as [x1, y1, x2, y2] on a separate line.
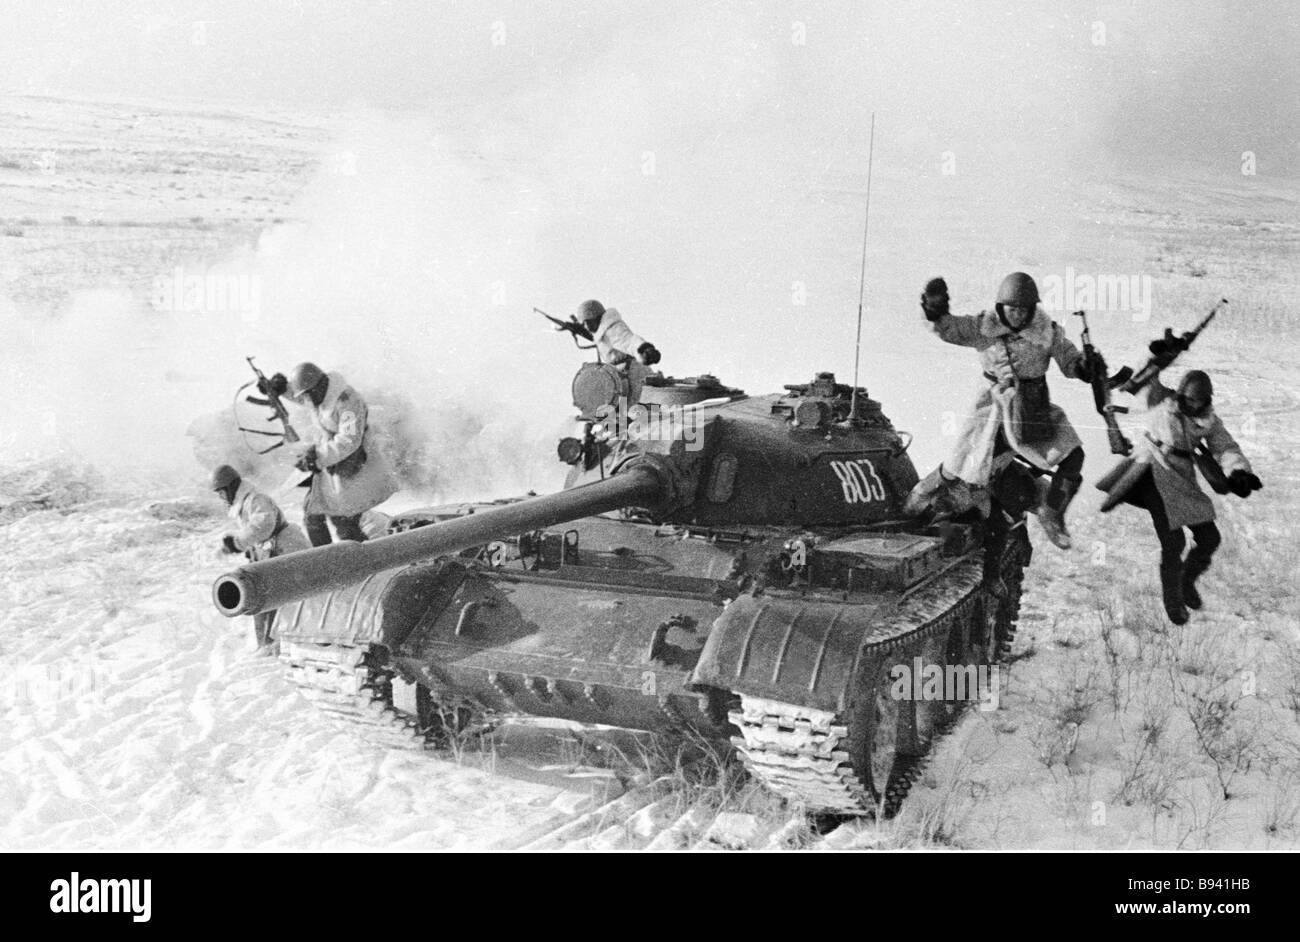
[2, 94, 1298, 849]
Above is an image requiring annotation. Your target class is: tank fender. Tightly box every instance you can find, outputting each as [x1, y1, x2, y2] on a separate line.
[275, 559, 470, 649]
[690, 593, 894, 714]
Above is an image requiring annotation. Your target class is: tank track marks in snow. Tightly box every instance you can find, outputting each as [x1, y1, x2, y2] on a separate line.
[510, 785, 819, 851]
[729, 537, 1029, 818]
[280, 640, 430, 750]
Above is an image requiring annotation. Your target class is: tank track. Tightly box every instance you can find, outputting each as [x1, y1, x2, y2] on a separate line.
[280, 640, 430, 750]
[994, 536, 1028, 662]
[729, 537, 1029, 817]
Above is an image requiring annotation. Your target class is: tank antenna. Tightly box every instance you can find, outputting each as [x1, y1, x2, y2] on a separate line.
[849, 112, 875, 422]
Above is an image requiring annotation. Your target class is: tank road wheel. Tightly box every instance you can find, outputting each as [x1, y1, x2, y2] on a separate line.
[846, 658, 923, 817]
[361, 650, 494, 748]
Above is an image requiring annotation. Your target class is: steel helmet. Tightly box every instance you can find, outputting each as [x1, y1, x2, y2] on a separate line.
[1177, 370, 1213, 415]
[210, 464, 241, 491]
[1178, 370, 1213, 400]
[287, 361, 327, 398]
[996, 272, 1040, 309]
[577, 299, 606, 327]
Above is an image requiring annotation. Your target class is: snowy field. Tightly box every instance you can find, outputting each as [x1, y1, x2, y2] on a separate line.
[2, 92, 1298, 850]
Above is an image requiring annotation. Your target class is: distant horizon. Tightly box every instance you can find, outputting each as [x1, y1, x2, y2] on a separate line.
[3, 1, 1297, 177]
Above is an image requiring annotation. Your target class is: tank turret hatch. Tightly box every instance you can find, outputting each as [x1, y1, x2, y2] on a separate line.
[772, 371, 891, 431]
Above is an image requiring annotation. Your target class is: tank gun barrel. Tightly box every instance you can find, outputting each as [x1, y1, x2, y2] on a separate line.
[212, 466, 665, 617]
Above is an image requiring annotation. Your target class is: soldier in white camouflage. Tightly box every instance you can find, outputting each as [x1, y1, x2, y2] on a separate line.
[912, 273, 1105, 549]
[212, 464, 309, 652]
[577, 300, 661, 368]
[260, 362, 398, 547]
[1096, 369, 1261, 624]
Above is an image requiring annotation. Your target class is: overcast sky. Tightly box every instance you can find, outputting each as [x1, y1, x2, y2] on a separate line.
[2, 0, 1297, 176]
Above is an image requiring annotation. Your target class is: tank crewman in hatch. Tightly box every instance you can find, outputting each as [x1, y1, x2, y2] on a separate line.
[258, 362, 398, 546]
[1096, 369, 1261, 625]
[911, 273, 1106, 549]
[212, 464, 310, 652]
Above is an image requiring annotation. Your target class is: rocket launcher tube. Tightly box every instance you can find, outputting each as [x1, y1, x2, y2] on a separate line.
[212, 465, 667, 618]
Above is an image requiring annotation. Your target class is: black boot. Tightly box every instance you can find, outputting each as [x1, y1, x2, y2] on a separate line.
[1160, 560, 1188, 625]
[304, 513, 332, 547]
[331, 514, 368, 542]
[253, 612, 278, 656]
[1182, 537, 1218, 611]
[1182, 563, 1207, 610]
[1038, 473, 1081, 550]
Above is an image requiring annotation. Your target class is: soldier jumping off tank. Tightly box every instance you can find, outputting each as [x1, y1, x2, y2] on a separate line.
[212, 464, 310, 653]
[576, 299, 661, 368]
[1096, 368, 1261, 624]
[909, 273, 1106, 549]
[257, 362, 398, 547]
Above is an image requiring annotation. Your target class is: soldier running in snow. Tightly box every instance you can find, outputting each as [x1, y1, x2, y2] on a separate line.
[258, 362, 398, 547]
[909, 273, 1105, 548]
[212, 464, 310, 652]
[1096, 368, 1261, 624]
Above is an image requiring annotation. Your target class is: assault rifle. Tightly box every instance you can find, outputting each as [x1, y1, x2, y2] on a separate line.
[535, 307, 595, 349]
[1073, 310, 1132, 456]
[239, 356, 298, 453]
[1111, 298, 1227, 394]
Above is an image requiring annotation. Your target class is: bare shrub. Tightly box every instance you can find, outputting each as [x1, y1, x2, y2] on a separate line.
[1169, 670, 1260, 800]
[1031, 661, 1103, 774]
[1114, 694, 1183, 818]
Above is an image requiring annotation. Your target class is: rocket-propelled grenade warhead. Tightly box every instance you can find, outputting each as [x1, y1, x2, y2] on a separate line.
[212, 465, 667, 618]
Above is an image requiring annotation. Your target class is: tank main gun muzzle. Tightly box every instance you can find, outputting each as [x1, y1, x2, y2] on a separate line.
[212, 465, 667, 618]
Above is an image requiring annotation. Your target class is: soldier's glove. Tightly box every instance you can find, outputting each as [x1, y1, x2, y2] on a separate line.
[1148, 329, 1190, 359]
[1227, 469, 1263, 498]
[920, 277, 950, 322]
[637, 342, 661, 366]
[258, 372, 288, 396]
[294, 445, 319, 473]
[221, 535, 239, 554]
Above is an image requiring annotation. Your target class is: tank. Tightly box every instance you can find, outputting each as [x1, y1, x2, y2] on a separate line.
[213, 368, 1031, 816]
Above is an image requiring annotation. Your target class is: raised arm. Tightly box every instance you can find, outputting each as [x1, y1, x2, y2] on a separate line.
[920, 277, 983, 347]
[931, 312, 986, 347]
